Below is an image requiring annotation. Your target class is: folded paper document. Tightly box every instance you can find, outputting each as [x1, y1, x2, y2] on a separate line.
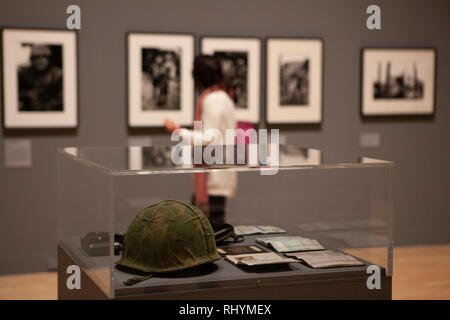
[256, 236, 325, 253]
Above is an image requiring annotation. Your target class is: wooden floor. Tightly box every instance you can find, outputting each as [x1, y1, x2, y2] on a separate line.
[391, 245, 450, 299]
[0, 244, 449, 300]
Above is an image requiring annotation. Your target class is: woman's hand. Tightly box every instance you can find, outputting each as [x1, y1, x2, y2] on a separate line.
[164, 119, 180, 133]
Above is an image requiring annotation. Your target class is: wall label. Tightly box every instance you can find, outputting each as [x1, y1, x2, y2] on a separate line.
[4, 139, 32, 168]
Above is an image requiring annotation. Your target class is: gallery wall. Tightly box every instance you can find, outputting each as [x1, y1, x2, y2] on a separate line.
[0, 0, 449, 274]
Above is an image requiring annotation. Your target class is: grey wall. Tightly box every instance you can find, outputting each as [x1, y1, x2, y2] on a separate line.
[0, 0, 449, 274]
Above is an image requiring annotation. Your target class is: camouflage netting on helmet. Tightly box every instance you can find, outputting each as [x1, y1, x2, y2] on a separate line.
[116, 200, 220, 273]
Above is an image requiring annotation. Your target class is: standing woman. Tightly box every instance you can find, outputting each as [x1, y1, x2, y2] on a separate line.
[164, 55, 237, 227]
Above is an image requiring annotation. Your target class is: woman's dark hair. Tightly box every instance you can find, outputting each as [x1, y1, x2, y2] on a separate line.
[193, 55, 223, 89]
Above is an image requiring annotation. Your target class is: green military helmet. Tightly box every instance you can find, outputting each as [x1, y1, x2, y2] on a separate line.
[116, 200, 220, 273]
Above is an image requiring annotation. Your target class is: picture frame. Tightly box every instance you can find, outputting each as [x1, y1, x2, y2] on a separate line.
[127, 145, 174, 171]
[2, 28, 78, 129]
[279, 145, 322, 166]
[201, 36, 261, 123]
[127, 32, 194, 127]
[361, 48, 436, 116]
[266, 38, 323, 124]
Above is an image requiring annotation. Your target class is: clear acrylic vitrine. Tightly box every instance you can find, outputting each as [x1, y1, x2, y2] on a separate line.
[57, 145, 393, 299]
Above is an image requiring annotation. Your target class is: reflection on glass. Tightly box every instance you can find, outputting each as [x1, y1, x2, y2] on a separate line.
[61, 145, 392, 174]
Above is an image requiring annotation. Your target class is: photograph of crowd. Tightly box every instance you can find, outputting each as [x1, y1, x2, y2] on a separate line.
[141, 48, 181, 110]
[213, 51, 248, 109]
[17, 43, 63, 111]
[373, 61, 424, 99]
[279, 54, 309, 106]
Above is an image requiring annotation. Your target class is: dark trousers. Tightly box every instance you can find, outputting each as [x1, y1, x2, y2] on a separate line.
[192, 195, 226, 227]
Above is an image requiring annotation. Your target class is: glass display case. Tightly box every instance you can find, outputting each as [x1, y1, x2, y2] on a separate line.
[57, 145, 393, 299]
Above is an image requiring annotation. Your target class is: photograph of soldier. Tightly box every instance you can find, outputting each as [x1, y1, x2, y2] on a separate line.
[279, 54, 309, 106]
[373, 61, 424, 99]
[17, 44, 63, 111]
[141, 48, 181, 110]
[213, 51, 248, 109]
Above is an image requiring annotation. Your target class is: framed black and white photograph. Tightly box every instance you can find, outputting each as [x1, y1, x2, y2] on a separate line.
[128, 145, 175, 171]
[279, 145, 322, 167]
[266, 38, 322, 124]
[2, 28, 77, 128]
[128, 33, 194, 127]
[201, 37, 260, 123]
[361, 48, 436, 116]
